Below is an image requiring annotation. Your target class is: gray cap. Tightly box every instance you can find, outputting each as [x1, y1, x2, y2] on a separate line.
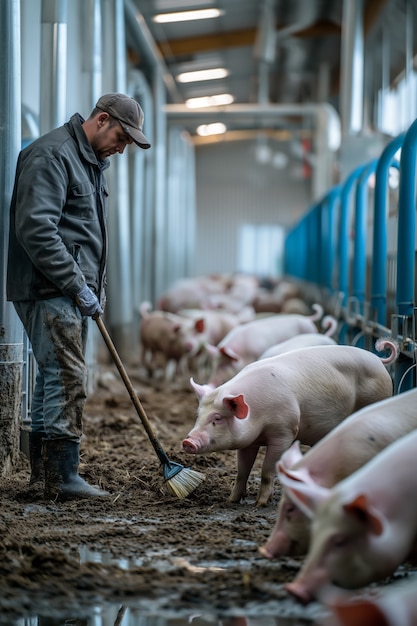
[96, 93, 151, 149]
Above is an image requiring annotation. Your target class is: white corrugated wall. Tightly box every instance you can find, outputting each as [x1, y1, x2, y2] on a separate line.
[193, 139, 312, 277]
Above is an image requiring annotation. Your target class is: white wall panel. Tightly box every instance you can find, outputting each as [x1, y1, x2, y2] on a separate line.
[194, 139, 311, 277]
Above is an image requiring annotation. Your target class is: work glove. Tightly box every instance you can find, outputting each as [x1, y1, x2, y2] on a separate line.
[76, 284, 104, 319]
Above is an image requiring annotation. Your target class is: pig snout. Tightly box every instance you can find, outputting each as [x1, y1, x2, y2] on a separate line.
[182, 431, 210, 454]
[258, 544, 276, 559]
[284, 580, 315, 605]
[285, 566, 329, 605]
[258, 533, 292, 559]
[182, 438, 199, 454]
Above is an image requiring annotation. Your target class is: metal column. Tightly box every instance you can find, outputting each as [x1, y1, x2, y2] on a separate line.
[0, 0, 23, 476]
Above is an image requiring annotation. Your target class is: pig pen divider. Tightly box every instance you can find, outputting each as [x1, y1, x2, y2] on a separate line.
[95, 316, 205, 498]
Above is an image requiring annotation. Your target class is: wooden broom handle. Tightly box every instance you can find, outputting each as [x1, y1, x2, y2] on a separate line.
[95, 316, 170, 465]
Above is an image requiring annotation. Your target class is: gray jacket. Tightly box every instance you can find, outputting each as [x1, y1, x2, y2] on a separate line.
[7, 113, 109, 304]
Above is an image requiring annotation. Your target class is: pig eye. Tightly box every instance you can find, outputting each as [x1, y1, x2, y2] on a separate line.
[331, 534, 349, 549]
[212, 413, 224, 425]
[286, 504, 296, 518]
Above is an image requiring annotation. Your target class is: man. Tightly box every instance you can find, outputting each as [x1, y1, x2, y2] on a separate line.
[7, 93, 151, 500]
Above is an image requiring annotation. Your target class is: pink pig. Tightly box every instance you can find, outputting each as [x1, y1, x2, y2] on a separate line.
[178, 308, 244, 352]
[261, 379, 416, 560]
[322, 577, 417, 626]
[282, 426, 417, 604]
[139, 302, 198, 381]
[206, 304, 324, 386]
[259, 332, 336, 359]
[182, 344, 394, 507]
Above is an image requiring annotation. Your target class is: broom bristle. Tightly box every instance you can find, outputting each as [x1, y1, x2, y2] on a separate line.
[166, 467, 206, 498]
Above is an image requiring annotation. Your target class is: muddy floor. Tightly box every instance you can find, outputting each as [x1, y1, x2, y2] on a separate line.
[1, 360, 416, 625]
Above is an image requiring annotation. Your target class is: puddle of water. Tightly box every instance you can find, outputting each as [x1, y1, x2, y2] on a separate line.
[79, 545, 262, 572]
[2, 547, 325, 625]
[71, 549, 324, 626]
[9, 607, 319, 626]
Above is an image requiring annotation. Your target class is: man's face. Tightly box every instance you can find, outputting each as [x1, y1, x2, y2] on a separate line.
[91, 114, 134, 160]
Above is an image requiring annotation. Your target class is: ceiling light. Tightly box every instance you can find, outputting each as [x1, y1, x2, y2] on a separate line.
[177, 68, 228, 83]
[255, 144, 272, 164]
[272, 152, 289, 169]
[155, 0, 214, 9]
[153, 8, 223, 23]
[185, 94, 234, 108]
[196, 123, 227, 136]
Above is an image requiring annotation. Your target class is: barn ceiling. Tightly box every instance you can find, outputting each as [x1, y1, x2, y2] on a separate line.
[126, 0, 415, 136]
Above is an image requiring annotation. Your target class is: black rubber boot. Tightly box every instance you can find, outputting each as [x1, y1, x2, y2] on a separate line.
[28, 431, 45, 486]
[44, 439, 109, 500]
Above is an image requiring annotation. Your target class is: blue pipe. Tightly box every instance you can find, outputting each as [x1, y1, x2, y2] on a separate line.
[296, 222, 308, 279]
[394, 119, 417, 392]
[320, 185, 341, 291]
[352, 159, 379, 313]
[283, 229, 293, 275]
[396, 119, 417, 317]
[285, 220, 302, 277]
[371, 134, 405, 326]
[304, 203, 320, 283]
[284, 227, 300, 277]
[338, 164, 367, 306]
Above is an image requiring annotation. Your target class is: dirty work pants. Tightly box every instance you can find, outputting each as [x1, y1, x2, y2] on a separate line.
[13, 297, 89, 442]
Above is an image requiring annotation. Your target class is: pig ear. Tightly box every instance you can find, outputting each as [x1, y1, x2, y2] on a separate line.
[220, 346, 239, 362]
[278, 442, 317, 487]
[342, 494, 384, 536]
[278, 441, 304, 472]
[205, 343, 219, 357]
[223, 394, 249, 419]
[278, 462, 317, 488]
[190, 377, 214, 399]
[334, 602, 386, 625]
[317, 584, 388, 626]
[194, 318, 205, 333]
[279, 474, 330, 520]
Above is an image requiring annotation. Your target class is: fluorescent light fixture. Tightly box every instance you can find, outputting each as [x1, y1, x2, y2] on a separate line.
[255, 144, 272, 164]
[153, 8, 223, 23]
[177, 68, 228, 83]
[155, 0, 214, 9]
[185, 93, 234, 108]
[196, 123, 227, 136]
[272, 152, 289, 169]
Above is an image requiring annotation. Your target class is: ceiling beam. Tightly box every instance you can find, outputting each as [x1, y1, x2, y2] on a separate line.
[157, 27, 257, 58]
[364, 0, 389, 35]
[156, 20, 342, 59]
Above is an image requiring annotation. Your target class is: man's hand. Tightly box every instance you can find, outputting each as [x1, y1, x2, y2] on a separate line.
[76, 284, 103, 319]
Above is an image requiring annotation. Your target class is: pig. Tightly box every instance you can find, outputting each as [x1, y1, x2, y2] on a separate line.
[207, 273, 260, 312]
[321, 577, 417, 626]
[258, 330, 336, 360]
[258, 314, 338, 360]
[178, 309, 245, 347]
[280, 298, 311, 315]
[205, 303, 324, 386]
[139, 302, 197, 381]
[261, 374, 417, 561]
[157, 275, 231, 313]
[282, 426, 417, 604]
[182, 344, 394, 507]
[253, 290, 286, 314]
[177, 308, 246, 380]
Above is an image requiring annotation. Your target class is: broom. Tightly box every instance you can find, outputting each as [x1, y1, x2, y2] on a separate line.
[95, 315, 205, 498]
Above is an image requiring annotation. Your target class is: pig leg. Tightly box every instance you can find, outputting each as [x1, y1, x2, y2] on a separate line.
[257, 442, 288, 507]
[228, 446, 260, 503]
